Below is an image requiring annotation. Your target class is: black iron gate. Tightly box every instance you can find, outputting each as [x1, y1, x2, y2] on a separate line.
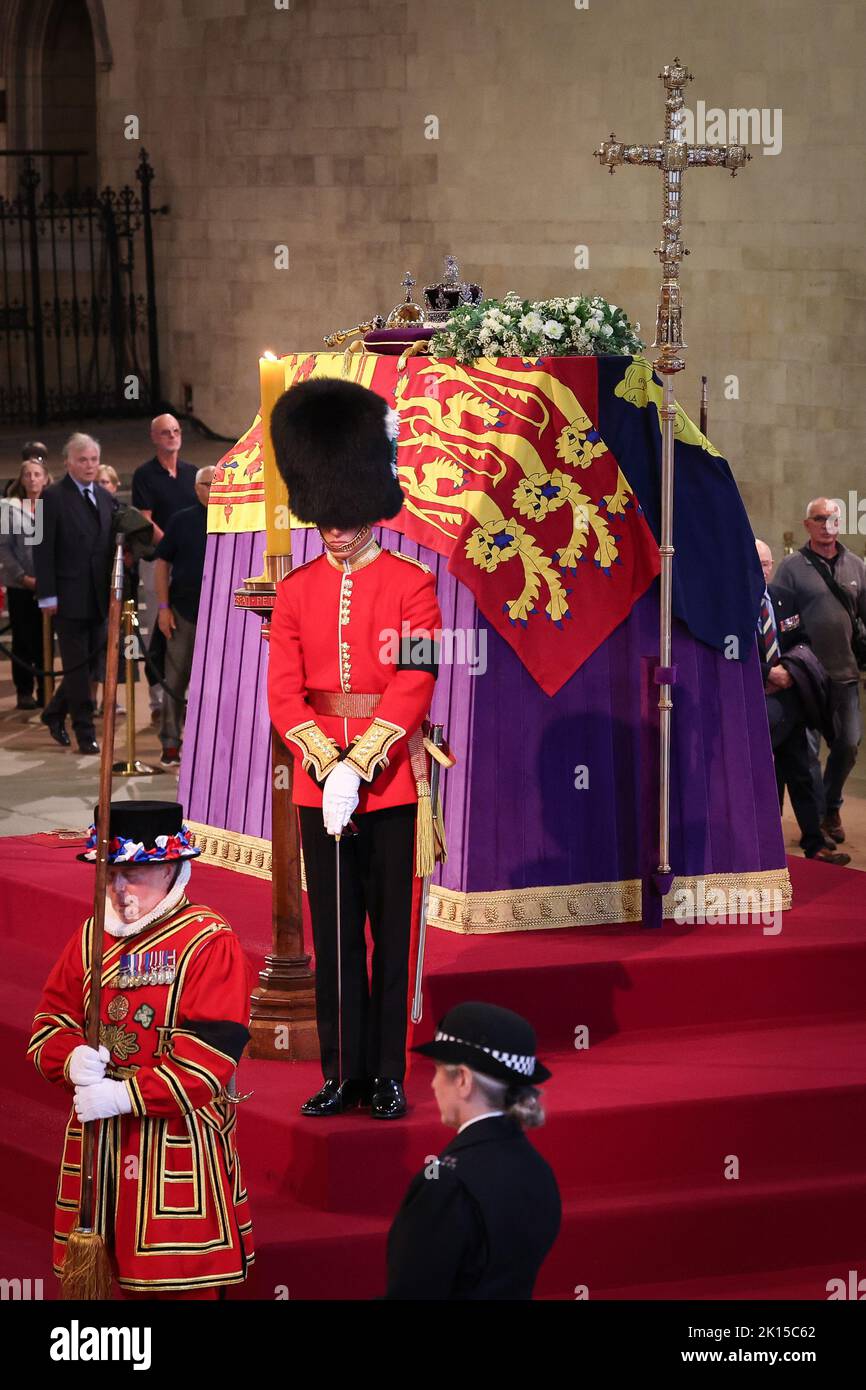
[0, 148, 166, 423]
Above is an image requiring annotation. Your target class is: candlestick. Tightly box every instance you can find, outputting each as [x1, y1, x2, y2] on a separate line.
[259, 353, 292, 558]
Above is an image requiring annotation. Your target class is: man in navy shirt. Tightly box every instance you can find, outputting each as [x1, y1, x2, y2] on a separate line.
[132, 415, 198, 719]
[153, 467, 213, 766]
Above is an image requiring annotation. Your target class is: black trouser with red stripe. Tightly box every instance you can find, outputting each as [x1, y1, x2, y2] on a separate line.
[298, 804, 416, 1081]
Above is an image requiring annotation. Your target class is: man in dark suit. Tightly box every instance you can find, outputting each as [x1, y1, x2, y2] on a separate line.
[34, 433, 115, 754]
[385, 1003, 561, 1300]
[756, 540, 849, 865]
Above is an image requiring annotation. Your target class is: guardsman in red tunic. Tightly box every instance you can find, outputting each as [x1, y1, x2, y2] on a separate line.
[28, 800, 254, 1298]
[267, 378, 442, 1120]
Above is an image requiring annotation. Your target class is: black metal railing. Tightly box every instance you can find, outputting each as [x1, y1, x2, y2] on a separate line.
[0, 149, 167, 423]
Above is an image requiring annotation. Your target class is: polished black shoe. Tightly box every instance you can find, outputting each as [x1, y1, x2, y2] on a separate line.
[16, 696, 38, 710]
[41, 712, 70, 747]
[300, 1077, 372, 1117]
[76, 738, 100, 756]
[370, 1078, 407, 1120]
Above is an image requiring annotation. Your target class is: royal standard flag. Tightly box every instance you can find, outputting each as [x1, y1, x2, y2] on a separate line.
[210, 352, 662, 695]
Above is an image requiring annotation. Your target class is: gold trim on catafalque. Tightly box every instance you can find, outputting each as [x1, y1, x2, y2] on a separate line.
[428, 868, 793, 934]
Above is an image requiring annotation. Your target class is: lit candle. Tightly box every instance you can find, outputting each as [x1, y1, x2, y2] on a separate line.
[259, 352, 292, 557]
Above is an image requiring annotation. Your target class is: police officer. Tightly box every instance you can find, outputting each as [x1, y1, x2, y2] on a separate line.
[385, 1002, 562, 1299]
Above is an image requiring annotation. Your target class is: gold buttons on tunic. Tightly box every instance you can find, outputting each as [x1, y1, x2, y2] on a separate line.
[339, 575, 353, 689]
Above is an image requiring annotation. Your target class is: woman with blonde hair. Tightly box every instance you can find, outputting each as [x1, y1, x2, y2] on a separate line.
[0, 457, 52, 708]
[96, 463, 121, 495]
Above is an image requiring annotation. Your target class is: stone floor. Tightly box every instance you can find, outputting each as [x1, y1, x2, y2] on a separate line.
[2, 634, 864, 871]
[0, 664, 178, 837]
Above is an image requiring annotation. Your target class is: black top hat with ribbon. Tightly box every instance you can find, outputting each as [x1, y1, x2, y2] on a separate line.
[77, 800, 201, 865]
[412, 1001, 552, 1085]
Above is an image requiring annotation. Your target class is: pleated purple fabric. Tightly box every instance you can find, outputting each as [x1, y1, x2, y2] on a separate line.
[180, 524, 785, 896]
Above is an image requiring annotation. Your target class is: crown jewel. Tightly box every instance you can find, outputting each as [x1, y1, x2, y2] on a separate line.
[423, 255, 483, 324]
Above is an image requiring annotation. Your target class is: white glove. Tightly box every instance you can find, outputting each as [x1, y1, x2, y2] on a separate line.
[68, 1044, 110, 1087]
[322, 762, 361, 836]
[74, 1078, 133, 1123]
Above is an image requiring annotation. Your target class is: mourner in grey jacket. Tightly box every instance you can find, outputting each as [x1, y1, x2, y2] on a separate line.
[771, 499, 866, 844]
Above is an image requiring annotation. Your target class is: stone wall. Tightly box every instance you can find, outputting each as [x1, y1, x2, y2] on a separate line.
[5, 0, 865, 553]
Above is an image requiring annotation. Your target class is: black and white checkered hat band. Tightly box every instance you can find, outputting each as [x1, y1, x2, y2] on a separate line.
[434, 1030, 536, 1077]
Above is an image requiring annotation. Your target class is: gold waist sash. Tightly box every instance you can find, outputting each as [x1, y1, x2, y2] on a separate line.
[307, 689, 382, 719]
[305, 688, 443, 877]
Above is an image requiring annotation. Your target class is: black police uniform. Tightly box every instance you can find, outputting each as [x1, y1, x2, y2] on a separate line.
[385, 1112, 561, 1300]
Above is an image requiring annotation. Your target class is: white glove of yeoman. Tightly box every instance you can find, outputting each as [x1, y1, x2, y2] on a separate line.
[74, 1078, 133, 1123]
[322, 762, 361, 836]
[68, 1044, 110, 1087]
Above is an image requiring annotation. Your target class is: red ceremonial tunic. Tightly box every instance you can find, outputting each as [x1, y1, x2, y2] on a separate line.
[267, 544, 441, 810]
[28, 896, 255, 1293]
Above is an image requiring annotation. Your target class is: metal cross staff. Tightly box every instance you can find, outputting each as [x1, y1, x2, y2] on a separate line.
[595, 58, 750, 885]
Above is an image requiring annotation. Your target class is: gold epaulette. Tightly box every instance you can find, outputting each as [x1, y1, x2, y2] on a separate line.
[277, 554, 325, 585]
[390, 551, 431, 574]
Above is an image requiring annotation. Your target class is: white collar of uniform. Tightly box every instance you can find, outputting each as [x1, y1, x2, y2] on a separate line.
[103, 860, 192, 938]
[457, 1109, 505, 1135]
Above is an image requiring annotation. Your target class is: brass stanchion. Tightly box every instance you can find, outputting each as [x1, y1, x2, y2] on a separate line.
[42, 609, 55, 703]
[112, 599, 163, 777]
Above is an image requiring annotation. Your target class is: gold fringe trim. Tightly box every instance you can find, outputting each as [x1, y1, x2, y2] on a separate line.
[429, 867, 793, 935]
[433, 793, 447, 865]
[186, 822, 272, 882]
[414, 783, 435, 878]
[61, 1230, 113, 1301]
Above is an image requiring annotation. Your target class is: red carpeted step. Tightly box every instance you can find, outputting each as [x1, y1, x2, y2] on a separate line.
[535, 1172, 866, 1299]
[421, 935, 866, 1050]
[0, 1212, 57, 1299]
[4, 837, 866, 1302]
[231, 1019, 866, 1215]
[578, 1258, 866, 1302]
[229, 1170, 866, 1301]
[3, 837, 866, 1049]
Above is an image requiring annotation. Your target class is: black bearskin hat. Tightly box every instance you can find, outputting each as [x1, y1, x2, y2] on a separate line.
[269, 377, 405, 529]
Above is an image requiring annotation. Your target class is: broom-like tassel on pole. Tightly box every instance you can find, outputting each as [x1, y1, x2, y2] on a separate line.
[61, 538, 126, 1301]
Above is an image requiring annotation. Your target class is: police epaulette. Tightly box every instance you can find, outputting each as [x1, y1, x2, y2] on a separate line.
[390, 551, 431, 574]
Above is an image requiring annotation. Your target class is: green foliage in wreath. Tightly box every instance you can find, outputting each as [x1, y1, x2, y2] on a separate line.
[429, 293, 644, 364]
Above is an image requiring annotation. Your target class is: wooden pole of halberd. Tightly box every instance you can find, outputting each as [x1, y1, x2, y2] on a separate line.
[233, 357, 318, 1061]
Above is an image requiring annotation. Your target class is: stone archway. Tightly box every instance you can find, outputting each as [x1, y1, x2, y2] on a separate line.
[2, 0, 111, 192]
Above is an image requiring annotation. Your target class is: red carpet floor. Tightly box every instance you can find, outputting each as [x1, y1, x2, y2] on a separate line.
[2, 833, 865, 1300]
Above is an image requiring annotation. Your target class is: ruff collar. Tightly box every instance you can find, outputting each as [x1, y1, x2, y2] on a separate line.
[103, 860, 193, 938]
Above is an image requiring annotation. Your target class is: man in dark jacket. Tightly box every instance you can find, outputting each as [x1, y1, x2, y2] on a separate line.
[385, 1002, 561, 1300]
[756, 541, 849, 865]
[34, 433, 115, 754]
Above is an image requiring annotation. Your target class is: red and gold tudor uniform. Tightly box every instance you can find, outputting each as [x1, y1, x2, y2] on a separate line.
[268, 539, 440, 809]
[28, 895, 255, 1293]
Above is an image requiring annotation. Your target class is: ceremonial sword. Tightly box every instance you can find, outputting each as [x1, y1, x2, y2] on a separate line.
[334, 818, 359, 1087]
[411, 724, 451, 1024]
